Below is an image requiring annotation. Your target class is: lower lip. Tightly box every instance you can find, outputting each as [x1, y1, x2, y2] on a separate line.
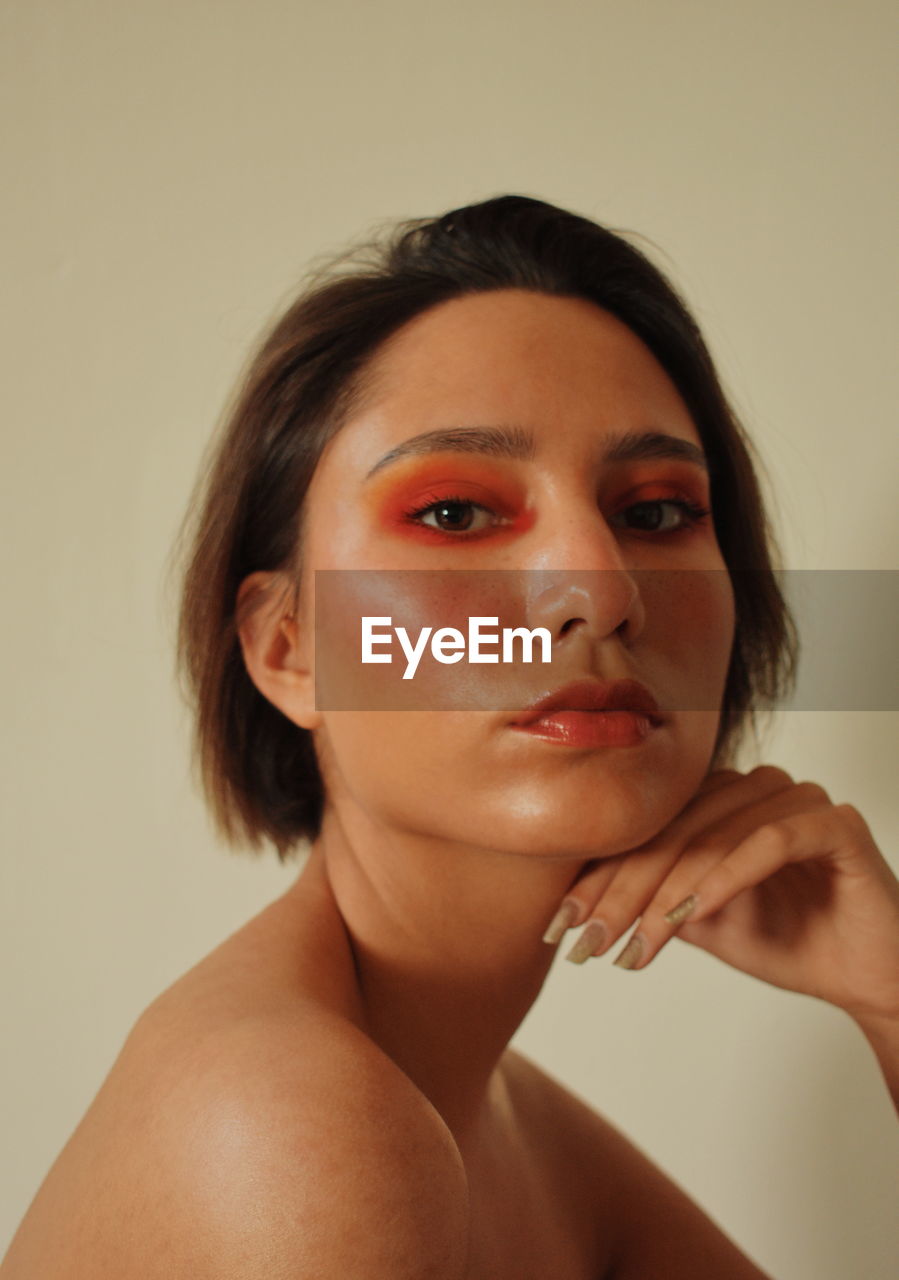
[510, 710, 656, 748]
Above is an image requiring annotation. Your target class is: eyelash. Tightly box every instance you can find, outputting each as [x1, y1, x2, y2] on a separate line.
[401, 493, 712, 538]
[401, 494, 500, 536]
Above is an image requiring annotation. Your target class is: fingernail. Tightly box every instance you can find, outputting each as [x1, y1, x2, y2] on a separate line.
[612, 933, 646, 970]
[542, 899, 580, 945]
[565, 919, 608, 965]
[664, 893, 699, 926]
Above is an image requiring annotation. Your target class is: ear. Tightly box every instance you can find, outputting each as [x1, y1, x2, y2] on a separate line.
[235, 571, 322, 731]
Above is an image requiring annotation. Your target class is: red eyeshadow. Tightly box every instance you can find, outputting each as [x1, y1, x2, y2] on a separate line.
[369, 457, 525, 520]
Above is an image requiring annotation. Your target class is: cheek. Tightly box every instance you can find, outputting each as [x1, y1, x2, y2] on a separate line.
[312, 566, 507, 715]
[645, 568, 735, 708]
[306, 572, 739, 859]
[690, 569, 736, 666]
[313, 710, 497, 837]
[311, 563, 553, 719]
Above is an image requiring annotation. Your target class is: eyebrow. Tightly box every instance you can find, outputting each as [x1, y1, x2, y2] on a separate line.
[363, 424, 708, 480]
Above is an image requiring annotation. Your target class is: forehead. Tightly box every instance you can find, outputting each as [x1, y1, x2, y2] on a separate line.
[330, 288, 702, 467]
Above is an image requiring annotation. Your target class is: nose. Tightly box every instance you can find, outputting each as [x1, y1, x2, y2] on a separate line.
[521, 504, 646, 650]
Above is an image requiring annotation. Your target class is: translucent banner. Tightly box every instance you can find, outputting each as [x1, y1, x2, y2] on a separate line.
[312, 569, 898, 712]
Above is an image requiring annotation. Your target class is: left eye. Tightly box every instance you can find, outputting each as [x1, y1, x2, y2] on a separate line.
[611, 499, 710, 533]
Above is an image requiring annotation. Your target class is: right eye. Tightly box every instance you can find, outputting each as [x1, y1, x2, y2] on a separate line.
[402, 495, 504, 537]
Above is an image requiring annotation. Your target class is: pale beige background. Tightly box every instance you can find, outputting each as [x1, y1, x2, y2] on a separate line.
[2, 1, 897, 1275]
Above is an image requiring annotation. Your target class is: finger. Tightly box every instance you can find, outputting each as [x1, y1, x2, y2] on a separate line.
[669, 806, 846, 926]
[545, 847, 663, 949]
[542, 858, 620, 943]
[561, 767, 801, 963]
[650, 765, 798, 850]
[696, 767, 744, 795]
[614, 788, 834, 970]
[562, 844, 680, 961]
[552, 771, 750, 940]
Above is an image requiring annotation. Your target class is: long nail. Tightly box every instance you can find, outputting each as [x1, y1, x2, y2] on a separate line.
[664, 893, 699, 925]
[612, 933, 645, 969]
[565, 919, 608, 965]
[542, 899, 580, 945]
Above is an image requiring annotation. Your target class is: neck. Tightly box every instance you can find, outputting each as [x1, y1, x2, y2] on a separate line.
[299, 801, 587, 1137]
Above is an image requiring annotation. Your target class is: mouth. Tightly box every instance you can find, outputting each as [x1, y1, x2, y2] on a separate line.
[508, 677, 664, 749]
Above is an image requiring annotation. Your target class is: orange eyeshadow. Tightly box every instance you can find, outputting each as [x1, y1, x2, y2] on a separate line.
[366, 457, 530, 536]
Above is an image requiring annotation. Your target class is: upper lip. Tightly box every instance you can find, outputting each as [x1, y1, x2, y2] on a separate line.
[511, 678, 664, 727]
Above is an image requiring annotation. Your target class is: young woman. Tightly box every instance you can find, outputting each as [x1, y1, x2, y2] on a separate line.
[3, 195, 898, 1279]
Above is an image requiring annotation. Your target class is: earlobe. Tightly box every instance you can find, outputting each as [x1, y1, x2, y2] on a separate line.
[236, 571, 322, 731]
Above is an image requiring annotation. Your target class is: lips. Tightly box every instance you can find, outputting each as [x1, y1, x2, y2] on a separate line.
[510, 677, 664, 727]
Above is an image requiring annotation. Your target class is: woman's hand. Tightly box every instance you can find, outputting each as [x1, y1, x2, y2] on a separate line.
[546, 765, 899, 1024]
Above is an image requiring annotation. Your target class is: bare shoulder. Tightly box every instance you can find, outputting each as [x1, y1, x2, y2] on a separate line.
[2, 993, 469, 1280]
[501, 1047, 774, 1280]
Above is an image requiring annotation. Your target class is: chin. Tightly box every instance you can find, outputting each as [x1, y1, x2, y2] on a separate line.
[500, 807, 683, 862]
[464, 742, 716, 861]
[417, 778, 686, 864]
[324, 710, 719, 863]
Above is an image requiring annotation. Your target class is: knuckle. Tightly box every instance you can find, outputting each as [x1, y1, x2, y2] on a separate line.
[794, 780, 830, 805]
[594, 885, 633, 916]
[712, 858, 741, 892]
[598, 884, 651, 922]
[703, 767, 742, 785]
[834, 801, 865, 831]
[749, 764, 793, 787]
[756, 817, 796, 848]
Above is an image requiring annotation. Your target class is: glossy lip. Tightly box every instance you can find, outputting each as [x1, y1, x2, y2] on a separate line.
[509, 677, 664, 728]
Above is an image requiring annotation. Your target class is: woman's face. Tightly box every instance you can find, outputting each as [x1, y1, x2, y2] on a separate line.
[293, 289, 735, 860]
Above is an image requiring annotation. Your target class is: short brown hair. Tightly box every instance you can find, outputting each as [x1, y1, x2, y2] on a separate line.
[170, 195, 797, 861]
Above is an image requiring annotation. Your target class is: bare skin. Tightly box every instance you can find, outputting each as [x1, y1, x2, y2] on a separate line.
[0, 847, 774, 1278]
[5, 290, 896, 1276]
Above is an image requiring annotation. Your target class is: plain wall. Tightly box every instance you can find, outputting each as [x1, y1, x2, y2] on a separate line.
[2, 2, 897, 1275]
